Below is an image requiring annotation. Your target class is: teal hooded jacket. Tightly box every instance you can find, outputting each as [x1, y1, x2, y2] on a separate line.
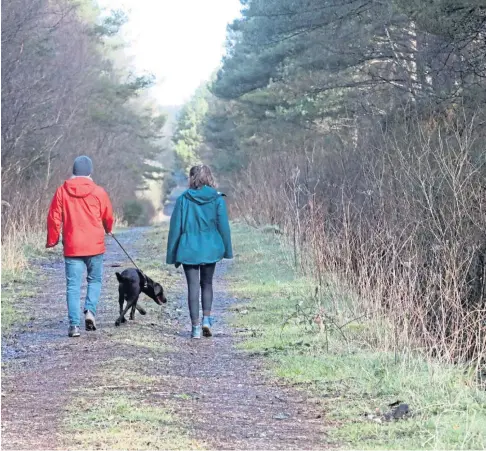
[166, 185, 233, 266]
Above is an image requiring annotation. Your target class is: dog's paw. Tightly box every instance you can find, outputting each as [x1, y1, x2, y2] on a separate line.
[121, 316, 127, 323]
[138, 307, 147, 315]
[115, 319, 121, 327]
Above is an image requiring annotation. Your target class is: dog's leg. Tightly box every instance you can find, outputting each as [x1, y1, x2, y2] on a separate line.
[115, 297, 138, 326]
[136, 305, 147, 315]
[129, 301, 137, 321]
[118, 286, 127, 324]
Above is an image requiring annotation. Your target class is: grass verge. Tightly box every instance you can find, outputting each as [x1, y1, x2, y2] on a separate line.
[227, 223, 486, 450]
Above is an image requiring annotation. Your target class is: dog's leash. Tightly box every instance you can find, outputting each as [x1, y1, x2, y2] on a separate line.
[109, 232, 144, 276]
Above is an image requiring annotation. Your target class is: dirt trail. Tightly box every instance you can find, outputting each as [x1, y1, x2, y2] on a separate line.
[2, 193, 329, 450]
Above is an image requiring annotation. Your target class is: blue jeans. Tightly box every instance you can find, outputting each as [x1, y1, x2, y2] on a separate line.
[64, 254, 103, 326]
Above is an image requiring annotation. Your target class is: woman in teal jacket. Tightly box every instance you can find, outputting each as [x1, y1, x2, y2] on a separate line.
[166, 165, 233, 339]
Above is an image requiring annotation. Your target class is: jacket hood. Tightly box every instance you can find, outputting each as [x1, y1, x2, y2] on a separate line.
[184, 185, 220, 205]
[63, 177, 96, 198]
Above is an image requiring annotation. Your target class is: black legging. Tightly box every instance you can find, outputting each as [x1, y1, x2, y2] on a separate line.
[183, 263, 216, 324]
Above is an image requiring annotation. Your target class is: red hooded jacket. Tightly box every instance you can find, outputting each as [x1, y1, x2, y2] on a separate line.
[46, 177, 114, 257]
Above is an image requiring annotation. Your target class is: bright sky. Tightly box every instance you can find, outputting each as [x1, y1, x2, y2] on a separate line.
[97, 0, 241, 106]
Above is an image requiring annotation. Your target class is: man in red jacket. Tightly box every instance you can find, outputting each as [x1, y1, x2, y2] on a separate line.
[46, 156, 114, 337]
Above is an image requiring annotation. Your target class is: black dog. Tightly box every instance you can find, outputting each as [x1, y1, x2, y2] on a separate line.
[115, 268, 167, 327]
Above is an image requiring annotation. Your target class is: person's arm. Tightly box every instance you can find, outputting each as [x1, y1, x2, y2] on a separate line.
[217, 196, 233, 259]
[166, 197, 183, 265]
[101, 189, 114, 234]
[46, 187, 62, 248]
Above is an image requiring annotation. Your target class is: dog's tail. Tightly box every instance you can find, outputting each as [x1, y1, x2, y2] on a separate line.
[115, 272, 124, 283]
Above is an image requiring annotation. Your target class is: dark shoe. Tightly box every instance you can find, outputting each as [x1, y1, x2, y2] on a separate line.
[68, 325, 80, 337]
[202, 316, 213, 337]
[85, 310, 97, 331]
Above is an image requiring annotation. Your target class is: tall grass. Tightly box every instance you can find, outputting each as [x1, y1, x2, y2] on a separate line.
[231, 114, 486, 365]
[2, 227, 43, 276]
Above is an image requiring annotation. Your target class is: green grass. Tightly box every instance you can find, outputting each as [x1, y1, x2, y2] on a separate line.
[227, 223, 486, 450]
[63, 361, 202, 450]
[2, 279, 39, 334]
[1, 299, 23, 334]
